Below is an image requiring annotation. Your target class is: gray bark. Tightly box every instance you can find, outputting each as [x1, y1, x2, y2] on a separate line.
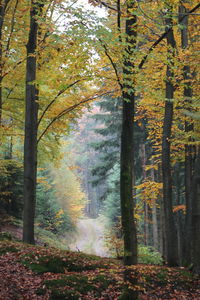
[192, 146, 200, 275]
[119, 1, 139, 299]
[179, 4, 194, 265]
[161, 4, 178, 266]
[151, 168, 159, 250]
[0, 0, 10, 125]
[120, 0, 137, 267]
[23, 0, 43, 244]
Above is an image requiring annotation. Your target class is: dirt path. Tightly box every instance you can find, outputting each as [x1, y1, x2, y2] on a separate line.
[69, 217, 108, 257]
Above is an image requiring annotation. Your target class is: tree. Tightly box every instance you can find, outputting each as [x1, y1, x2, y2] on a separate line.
[0, 0, 10, 124]
[90, 97, 121, 204]
[179, 3, 194, 266]
[192, 146, 200, 275]
[0, 159, 23, 218]
[120, 0, 137, 267]
[36, 169, 74, 235]
[23, 0, 44, 244]
[161, 2, 178, 266]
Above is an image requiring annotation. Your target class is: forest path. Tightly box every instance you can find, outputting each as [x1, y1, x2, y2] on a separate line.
[69, 217, 108, 257]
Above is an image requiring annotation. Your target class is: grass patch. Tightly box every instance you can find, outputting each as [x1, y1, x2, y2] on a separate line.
[41, 273, 115, 299]
[0, 232, 13, 241]
[21, 248, 111, 274]
[0, 245, 19, 255]
[0, 240, 21, 255]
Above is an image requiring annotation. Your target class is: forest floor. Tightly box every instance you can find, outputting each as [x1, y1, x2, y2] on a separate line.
[0, 240, 200, 300]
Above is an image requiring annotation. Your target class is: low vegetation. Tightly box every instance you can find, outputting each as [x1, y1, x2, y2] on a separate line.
[0, 240, 199, 299]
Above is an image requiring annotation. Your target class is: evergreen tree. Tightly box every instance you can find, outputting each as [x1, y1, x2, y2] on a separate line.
[0, 159, 23, 219]
[36, 170, 73, 235]
[90, 96, 122, 206]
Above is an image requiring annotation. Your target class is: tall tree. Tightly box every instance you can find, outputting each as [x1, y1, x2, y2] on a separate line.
[179, 3, 194, 266]
[161, 2, 178, 266]
[120, 0, 137, 266]
[0, 0, 10, 125]
[23, 0, 43, 244]
[192, 146, 200, 275]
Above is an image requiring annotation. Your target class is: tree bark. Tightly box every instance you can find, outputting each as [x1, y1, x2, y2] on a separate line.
[192, 146, 200, 275]
[141, 143, 150, 246]
[120, 0, 137, 267]
[0, 0, 10, 125]
[119, 1, 138, 299]
[23, 0, 42, 244]
[179, 4, 194, 266]
[161, 3, 178, 266]
[151, 167, 159, 250]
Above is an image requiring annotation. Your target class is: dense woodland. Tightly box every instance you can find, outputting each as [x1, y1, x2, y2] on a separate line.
[0, 0, 200, 298]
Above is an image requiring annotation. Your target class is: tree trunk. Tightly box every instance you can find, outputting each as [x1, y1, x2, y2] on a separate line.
[192, 146, 200, 275]
[141, 143, 150, 246]
[119, 1, 138, 299]
[179, 4, 194, 266]
[0, 0, 10, 125]
[120, 0, 137, 267]
[151, 167, 159, 250]
[161, 3, 178, 266]
[174, 163, 184, 265]
[23, 0, 42, 244]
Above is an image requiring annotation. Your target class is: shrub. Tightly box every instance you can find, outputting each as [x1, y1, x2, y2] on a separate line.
[138, 245, 163, 265]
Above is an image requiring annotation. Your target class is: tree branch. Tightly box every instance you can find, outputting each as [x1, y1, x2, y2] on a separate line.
[99, 39, 123, 90]
[37, 89, 118, 143]
[93, 0, 119, 13]
[37, 79, 82, 127]
[6, 0, 19, 52]
[138, 3, 200, 70]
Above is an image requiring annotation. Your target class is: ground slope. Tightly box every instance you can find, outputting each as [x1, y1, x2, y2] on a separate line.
[0, 241, 200, 299]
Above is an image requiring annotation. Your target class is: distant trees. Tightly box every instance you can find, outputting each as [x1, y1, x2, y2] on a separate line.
[36, 169, 75, 236]
[0, 159, 23, 218]
[90, 97, 121, 219]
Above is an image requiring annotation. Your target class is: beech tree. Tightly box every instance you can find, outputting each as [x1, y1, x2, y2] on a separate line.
[120, 0, 137, 267]
[161, 2, 178, 266]
[23, 0, 44, 244]
[0, 0, 11, 124]
[192, 147, 200, 275]
[179, 3, 194, 266]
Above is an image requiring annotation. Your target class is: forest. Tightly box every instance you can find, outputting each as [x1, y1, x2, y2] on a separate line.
[0, 0, 200, 299]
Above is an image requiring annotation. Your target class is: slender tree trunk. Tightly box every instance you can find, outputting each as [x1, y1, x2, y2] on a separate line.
[141, 143, 150, 246]
[179, 4, 194, 266]
[120, 0, 137, 267]
[0, 0, 10, 125]
[174, 163, 184, 265]
[161, 3, 178, 266]
[192, 146, 200, 275]
[23, 0, 42, 244]
[151, 167, 159, 250]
